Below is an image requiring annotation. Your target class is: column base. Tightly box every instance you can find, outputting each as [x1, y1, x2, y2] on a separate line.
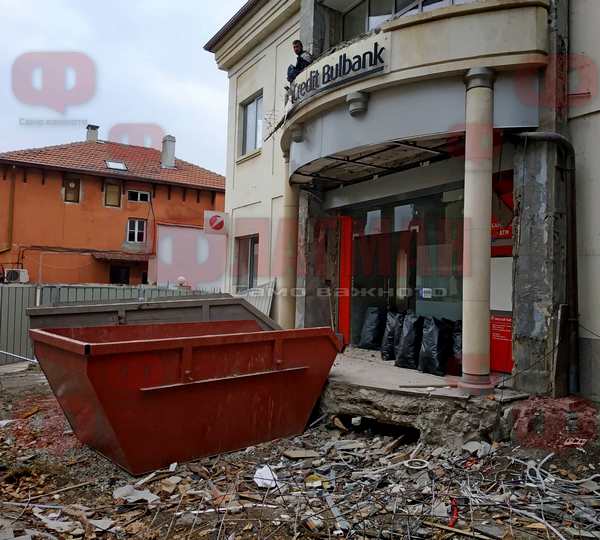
[458, 373, 495, 396]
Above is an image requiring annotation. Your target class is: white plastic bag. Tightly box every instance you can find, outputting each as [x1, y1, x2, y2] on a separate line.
[253, 465, 278, 489]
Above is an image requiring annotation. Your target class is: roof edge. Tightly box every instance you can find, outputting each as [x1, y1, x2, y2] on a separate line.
[0, 158, 225, 192]
[204, 0, 267, 52]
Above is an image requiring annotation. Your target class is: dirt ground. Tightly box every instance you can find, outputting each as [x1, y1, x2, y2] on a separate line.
[1, 364, 600, 540]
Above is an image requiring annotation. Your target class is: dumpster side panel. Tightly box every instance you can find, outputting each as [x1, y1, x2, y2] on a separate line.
[33, 342, 128, 467]
[32, 325, 339, 475]
[90, 334, 337, 474]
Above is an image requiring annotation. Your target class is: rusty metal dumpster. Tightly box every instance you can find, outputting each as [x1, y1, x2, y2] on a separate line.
[29, 321, 340, 475]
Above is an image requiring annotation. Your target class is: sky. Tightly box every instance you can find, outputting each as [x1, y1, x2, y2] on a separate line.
[0, 0, 248, 175]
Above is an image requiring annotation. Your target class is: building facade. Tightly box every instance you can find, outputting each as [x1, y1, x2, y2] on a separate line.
[206, 0, 600, 401]
[0, 125, 225, 287]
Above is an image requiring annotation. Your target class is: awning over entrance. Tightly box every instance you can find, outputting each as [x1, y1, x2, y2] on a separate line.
[290, 135, 456, 189]
[92, 252, 150, 263]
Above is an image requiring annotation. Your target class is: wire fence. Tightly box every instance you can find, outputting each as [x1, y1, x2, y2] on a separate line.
[0, 284, 219, 365]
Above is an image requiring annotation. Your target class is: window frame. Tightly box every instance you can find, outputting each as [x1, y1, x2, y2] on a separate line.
[235, 235, 259, 292]
[342, 0, 463, 41]
[127, 218, 147, 244]
[104, 181, 122, 208]
[127, 190, 151, 203]
[241, 92, 263, 157]
[63, 176, 81, 204]
[105, 160, 128, 171]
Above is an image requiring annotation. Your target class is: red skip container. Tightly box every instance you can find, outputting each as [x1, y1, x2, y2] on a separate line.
[30, 321, 340, 475]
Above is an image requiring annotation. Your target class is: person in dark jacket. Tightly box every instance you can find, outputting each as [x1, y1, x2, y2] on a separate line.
[287, 40, 313, 83]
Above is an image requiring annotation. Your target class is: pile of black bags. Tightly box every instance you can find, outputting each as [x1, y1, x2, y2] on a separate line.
[357, 306, 463, 376]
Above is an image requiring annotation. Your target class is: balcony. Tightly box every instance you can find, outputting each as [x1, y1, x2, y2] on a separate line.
[284, 0, 548, 122]
[281, 0, 548, 188]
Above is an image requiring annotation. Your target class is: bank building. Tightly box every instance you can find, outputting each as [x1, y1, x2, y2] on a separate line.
[206, 0, 600, 401]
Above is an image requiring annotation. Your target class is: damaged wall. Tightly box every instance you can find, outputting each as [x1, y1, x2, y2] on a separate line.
[295, 189, 340, 329]
[512, 0, 570, 396]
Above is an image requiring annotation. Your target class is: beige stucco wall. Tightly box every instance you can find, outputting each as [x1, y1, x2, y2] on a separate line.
[569, 0, 600, 400]
[219, 2, 300, 322]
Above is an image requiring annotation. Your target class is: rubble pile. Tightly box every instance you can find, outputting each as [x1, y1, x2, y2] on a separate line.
[2, 411, 600, 539]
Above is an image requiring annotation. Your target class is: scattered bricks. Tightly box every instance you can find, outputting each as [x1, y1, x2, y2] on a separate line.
[511, 397, 599, 450]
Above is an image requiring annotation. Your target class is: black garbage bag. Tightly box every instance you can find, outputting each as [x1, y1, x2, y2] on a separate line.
[380, 311, 405, 361]
[358, 307, 386, 350]
[394, 312, 424, 369]
[447, 320, 463, 375]
[418, 317, 453, 376]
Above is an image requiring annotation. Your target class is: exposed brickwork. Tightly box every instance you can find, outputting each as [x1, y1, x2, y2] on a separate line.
[511, 397, 599, 450]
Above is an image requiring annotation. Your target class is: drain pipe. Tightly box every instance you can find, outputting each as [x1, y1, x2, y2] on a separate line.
[514, 132, 579, 394]
[0, 166, 16, 255]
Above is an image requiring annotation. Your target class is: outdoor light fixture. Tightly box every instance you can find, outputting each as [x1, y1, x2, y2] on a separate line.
[291, 124, 304, 143]
[346, 91, 369, 116]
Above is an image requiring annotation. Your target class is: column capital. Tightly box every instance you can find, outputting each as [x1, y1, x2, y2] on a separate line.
[465, 67, 495, 91]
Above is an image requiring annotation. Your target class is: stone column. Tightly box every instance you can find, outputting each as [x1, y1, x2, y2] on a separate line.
[460, 67, 495, 395]
[277, 155, 300, 329]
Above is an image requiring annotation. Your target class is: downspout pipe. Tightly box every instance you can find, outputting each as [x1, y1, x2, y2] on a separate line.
[0, 167, 16, 255]
[513, 131, 579, 394]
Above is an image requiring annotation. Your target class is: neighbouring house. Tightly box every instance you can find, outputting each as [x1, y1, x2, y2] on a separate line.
[206, 0, 600, 402]
[0, 125, 226, 288]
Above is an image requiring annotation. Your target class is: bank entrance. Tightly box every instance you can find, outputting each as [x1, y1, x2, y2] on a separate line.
[334, 171, 514, 377]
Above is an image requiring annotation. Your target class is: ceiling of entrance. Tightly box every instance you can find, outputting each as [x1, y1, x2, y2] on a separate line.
[290, 135, 460, 190]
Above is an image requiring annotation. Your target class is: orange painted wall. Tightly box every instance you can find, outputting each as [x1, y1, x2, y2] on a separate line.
[0, 166, 224, 284]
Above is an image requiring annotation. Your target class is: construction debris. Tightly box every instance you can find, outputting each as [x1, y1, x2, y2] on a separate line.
[1, 367, 600, 539]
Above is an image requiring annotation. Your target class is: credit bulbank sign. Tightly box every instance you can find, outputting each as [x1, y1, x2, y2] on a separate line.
[291, 36, 388, 105]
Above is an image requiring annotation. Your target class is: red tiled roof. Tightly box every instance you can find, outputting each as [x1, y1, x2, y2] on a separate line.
[0, 140, 225, 191]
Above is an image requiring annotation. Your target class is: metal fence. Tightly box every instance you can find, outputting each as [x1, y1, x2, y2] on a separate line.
[0, 284, 218, 365]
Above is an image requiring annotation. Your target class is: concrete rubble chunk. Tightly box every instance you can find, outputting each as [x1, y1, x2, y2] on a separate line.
[282, 448, 320, 459]
[112, 484, 160, 505]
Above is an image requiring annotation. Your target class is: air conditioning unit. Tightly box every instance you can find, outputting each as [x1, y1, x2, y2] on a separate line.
[4, 269, 29, 283]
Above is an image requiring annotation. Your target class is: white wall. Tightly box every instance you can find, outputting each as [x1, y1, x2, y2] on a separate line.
[570, 0, 600, 400]
[151, 225, 226, 291]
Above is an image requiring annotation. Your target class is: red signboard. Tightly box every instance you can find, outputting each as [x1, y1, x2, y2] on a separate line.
[490, 314, 513, 374]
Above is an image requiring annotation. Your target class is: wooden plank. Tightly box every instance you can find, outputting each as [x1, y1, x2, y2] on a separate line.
[25, 286, 37, 358]
[0, 287, 6, 365]
[7, 287, 17, 358]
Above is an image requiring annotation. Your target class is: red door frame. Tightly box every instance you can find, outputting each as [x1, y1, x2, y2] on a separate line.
[338, 216, 353, 345]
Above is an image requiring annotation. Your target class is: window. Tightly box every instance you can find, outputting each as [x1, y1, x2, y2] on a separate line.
[64, 177, 80, 203]
[106, 160, 128, 171]
[110, 265, 130, 285]
[105, 182, 121, 207]
[242, 94, 263, 156]
[342, 0, 464, 42]
[343, 1, 368, 41]
[128, 190, 151, 202]
[236, 236, 259, 291]
[369, 0, 394, 30]
[127, 219, 146, 243]
[422, 0, 452, 12]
